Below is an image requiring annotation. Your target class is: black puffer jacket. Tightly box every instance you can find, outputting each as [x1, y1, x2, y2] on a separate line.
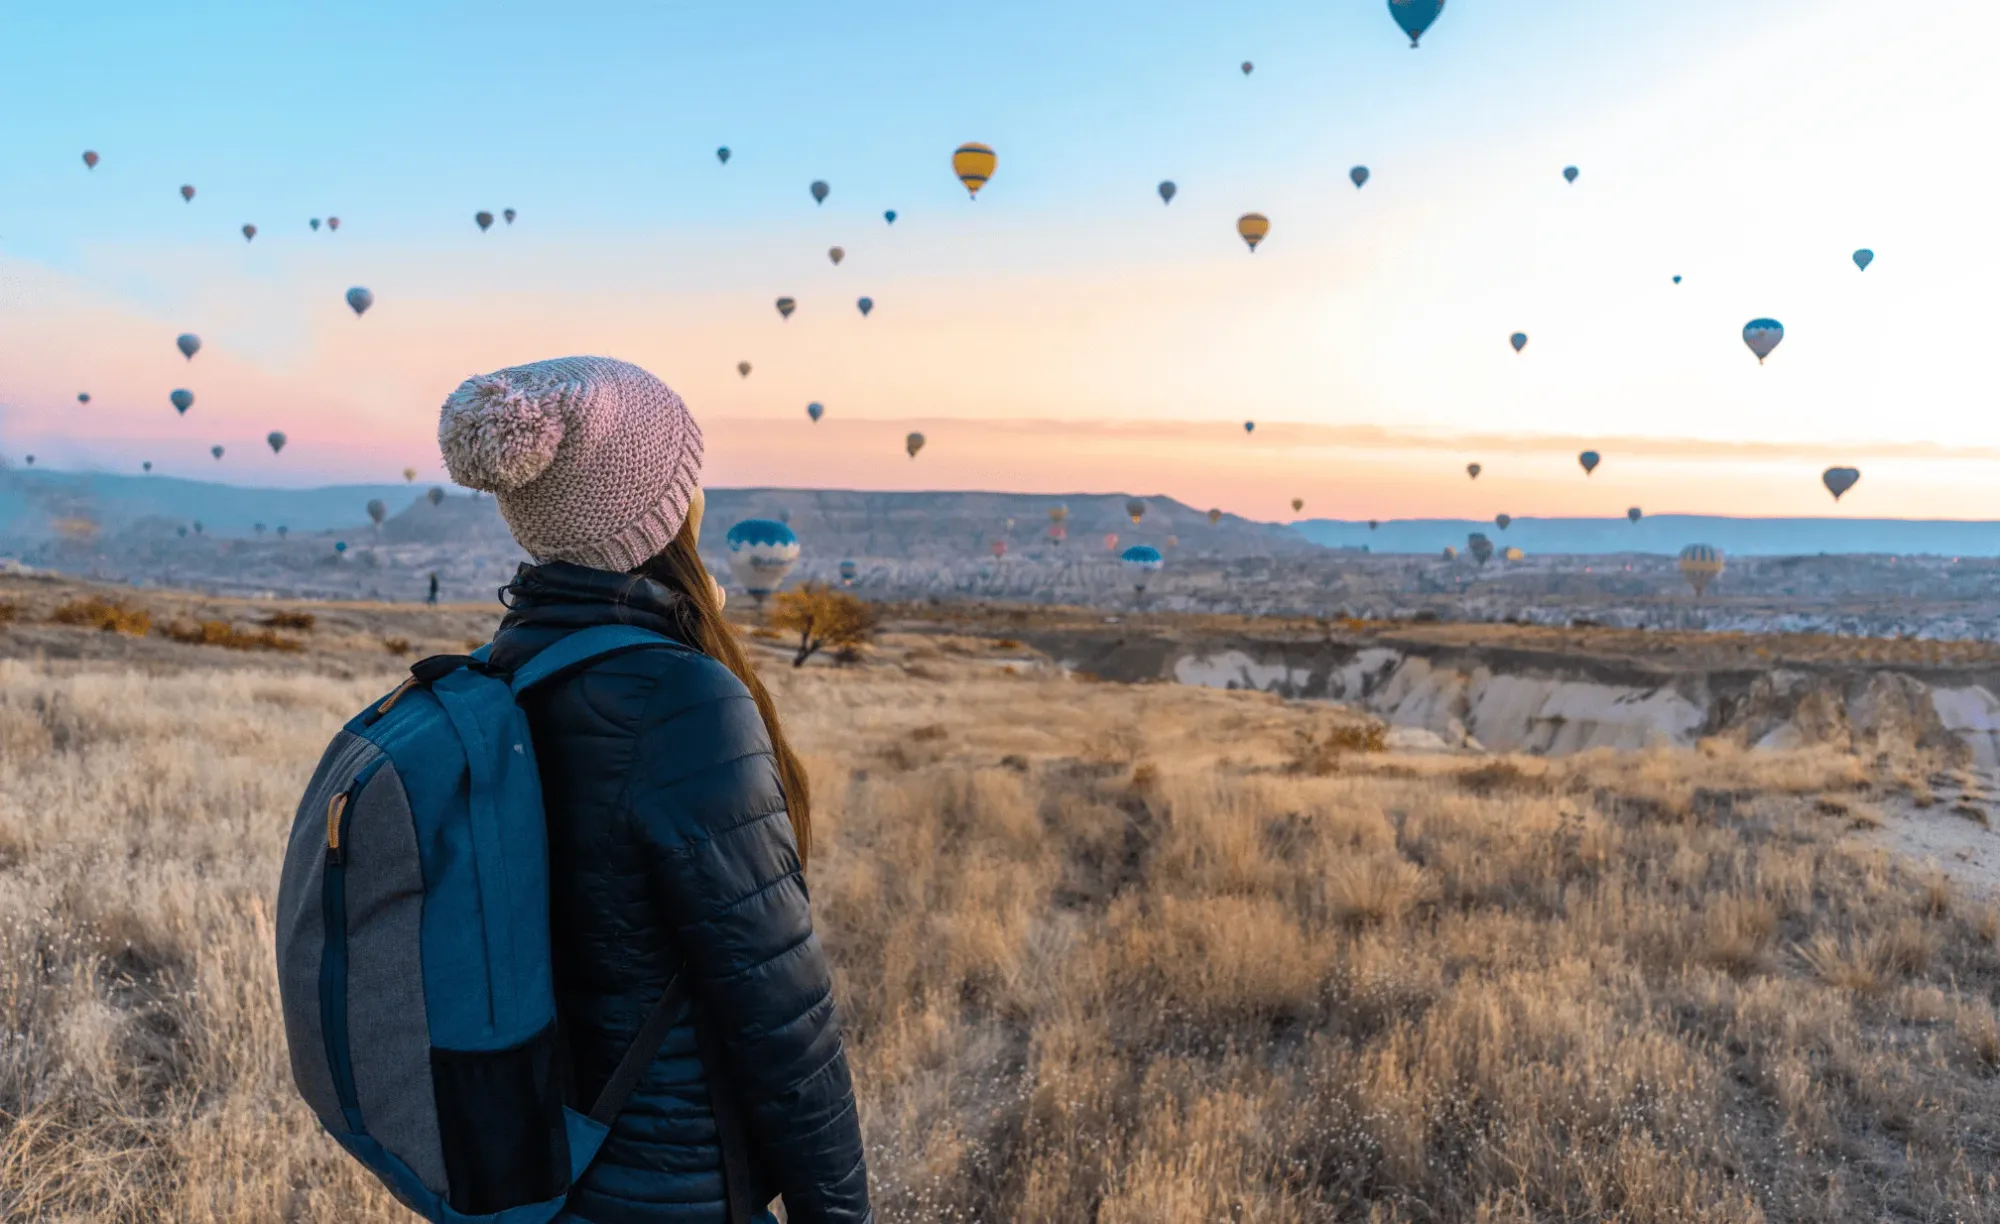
[488, 562, 871, 1224]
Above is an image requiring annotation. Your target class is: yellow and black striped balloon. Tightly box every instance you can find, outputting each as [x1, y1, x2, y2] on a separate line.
[1237, 212, 1270, 252]
[953, 143, 996, 198]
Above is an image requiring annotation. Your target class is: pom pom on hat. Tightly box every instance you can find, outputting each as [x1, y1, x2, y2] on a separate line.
[439, 371, 568, 492]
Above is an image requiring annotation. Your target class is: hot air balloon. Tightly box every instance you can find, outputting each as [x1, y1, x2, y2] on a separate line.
[428, 486, 445, 506]
[475, 211, 493, 231]
[22, 456, 32, 466]
[1368, 519, 1380, 530]
[1503, 547, 1525, 562]
[211, 445, 225, 460]
[310, 218, 322, 231]
[1678, 544, 1724, 596]
[1853, 249, 1874, 271]
[335, 541, 348, 554]
[991, 540, 1007, 560]
[1467, 532, 1493, 565]
[1563, 166, 1579, 183]
[346, 286, 373, 316]
[143, 461, 152, 472]
[1121, 545, 1164, 594]
[1742, 318, 1783, 363]
[828, 246, 844, 266]
[403, 467, 417, 482]
[1104, 533, 1120, 552]
[241, 224, 257, 242]
[1628, 507, 1643, 523]
[254, 523, 265, 535]
[367, 499, 387, 525]
[857, 297, 873, 317]
[1495, 514, 1511, 531]
[1672, 275, 1681, 284]
[180, 184, 195, 202]
[1158, 181, 1177, 205]
[1823, 466, 1861, 501]
[327, 217, 341, 231]
[1510, 332, 1527, 353]
[1350, 166, 1369, 189]
[738, 361, 752, 378]
[952, 143, 996, 198]
[884, 210, 897, 225]
[83, 150, 99, 169]
[504, 208, 516, 225]
[1241, 61, 1254, 75]
[776, 297, 796, 320]
[1237, 213, 1270, 252]
[177, 333, 201, 360]
[1123, 498, 1147, 524]
[1291, 498, 1304, 513]
[177, 526, 187, 538]
[838, 559, 858, 587]
[170, 389, 194, 415]
[810, 180, 830, 205]
[1207, 508, 1222, 525]
[725, 519, 800, 604]
[1244, 421, 1255, 433]
[1050, 506, 1068, 525]
[1466, 462, 1482, 480]
[1389, 0, 1445, 47]
[1442, 546, 1457, 560]
[807, 402, 824, 423]
[906, 432, 925, 459]
[77, 393, 90, 404]
[267, 430, 286, 454]
[1579, 450, 1600, 475]
[716, 147, 731, 165]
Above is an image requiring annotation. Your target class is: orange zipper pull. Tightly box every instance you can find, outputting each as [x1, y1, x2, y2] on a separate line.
[326, 792, 349, 864]
[376, 677, 419, 715]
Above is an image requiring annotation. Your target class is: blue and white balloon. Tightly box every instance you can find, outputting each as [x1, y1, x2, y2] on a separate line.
[726, 519, 801, 602]
[1742, 318, 1784, 364]
[1120, 544, 1164, 594]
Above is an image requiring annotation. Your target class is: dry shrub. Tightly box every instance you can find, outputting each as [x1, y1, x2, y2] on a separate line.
[51, 596, 152, 636]
[1286, 721, 1387, 775]
[163, 619, 304, 653]
[0, 600, 16, 625]
[382, 636, 412, 656]
[260, 610, 317, 631]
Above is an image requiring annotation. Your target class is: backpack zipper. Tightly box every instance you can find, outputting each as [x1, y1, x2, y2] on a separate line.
[320, 759, 383, 1134]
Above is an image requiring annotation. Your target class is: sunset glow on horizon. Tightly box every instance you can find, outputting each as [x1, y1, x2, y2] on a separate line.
[6, 0, 1997, 523]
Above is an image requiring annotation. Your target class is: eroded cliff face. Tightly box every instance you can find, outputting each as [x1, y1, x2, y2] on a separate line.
[1030, 628, 2000, 765]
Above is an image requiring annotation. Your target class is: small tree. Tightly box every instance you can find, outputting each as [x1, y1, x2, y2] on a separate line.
[768, 582, 878, 668]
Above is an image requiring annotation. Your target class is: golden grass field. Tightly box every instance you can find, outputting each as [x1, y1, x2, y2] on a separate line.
[5, 577, 2000, 1221]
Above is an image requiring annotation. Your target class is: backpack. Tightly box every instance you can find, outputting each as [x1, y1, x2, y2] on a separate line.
[275, 624, 757, 1222]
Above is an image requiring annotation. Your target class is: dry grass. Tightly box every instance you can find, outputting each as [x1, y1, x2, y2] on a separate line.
[51, 596, 152, 637]
[162, 619, 305, 653]
[260, 611, 317, 632]
[3, 631, 2000, 1221]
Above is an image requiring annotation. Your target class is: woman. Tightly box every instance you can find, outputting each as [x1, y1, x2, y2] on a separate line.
[439, 357, 872, 1224]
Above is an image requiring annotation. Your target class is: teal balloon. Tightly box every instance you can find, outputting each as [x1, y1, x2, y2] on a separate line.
[1742, 318, 1783, 363]
[1510, 332, 1528, 353]
[810, 180, 829, 204]
[1579, 450, 1600, 475]
[1158, 180, 1177, 204]
[857, 297, 873, 317]
[1243, 421, 1255, 433]
[1673, 275, 1682, 284]
[1563, 165, 1579, 183]
[170, 388, 194, 415]
[1389, 0, 1444, 47]
[884, 209, 897, 224]
[346, 286, 374, 316]
[1628, 506, 1642, 523]
[177, 333, 201, 360]
[716, 147, 730, 164]
[1853, 249, 1874, 271]
[807, 402, 824, 422]
[334, 541, 347, 553]
[1350, 166, 1369, 189]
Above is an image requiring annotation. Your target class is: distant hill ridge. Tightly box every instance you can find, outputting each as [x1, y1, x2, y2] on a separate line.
[1296, 516, 2000, 558]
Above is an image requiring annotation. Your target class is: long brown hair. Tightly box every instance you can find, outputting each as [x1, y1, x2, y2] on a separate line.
[634, 516, 812, 867]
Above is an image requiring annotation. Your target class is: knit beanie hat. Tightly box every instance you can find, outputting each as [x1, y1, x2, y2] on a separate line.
[437, 355, 702, 572]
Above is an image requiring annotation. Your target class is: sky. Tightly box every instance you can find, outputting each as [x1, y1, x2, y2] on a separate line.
[3, 0, 1997, 524]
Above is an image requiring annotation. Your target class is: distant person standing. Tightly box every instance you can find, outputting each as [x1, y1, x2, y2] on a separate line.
[426, 571, 439, 605]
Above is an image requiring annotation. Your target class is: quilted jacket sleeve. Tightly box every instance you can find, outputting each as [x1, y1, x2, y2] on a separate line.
[624, 651, 873, 1224]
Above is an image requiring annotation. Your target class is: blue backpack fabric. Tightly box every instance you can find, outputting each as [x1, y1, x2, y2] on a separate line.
[275, 625, 706, 1222]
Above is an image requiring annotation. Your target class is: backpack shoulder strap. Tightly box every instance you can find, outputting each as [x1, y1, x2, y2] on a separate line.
[508, 625, 682, 697]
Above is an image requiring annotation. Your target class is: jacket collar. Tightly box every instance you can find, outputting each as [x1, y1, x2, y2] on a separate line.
[490, 562, 689, 662]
